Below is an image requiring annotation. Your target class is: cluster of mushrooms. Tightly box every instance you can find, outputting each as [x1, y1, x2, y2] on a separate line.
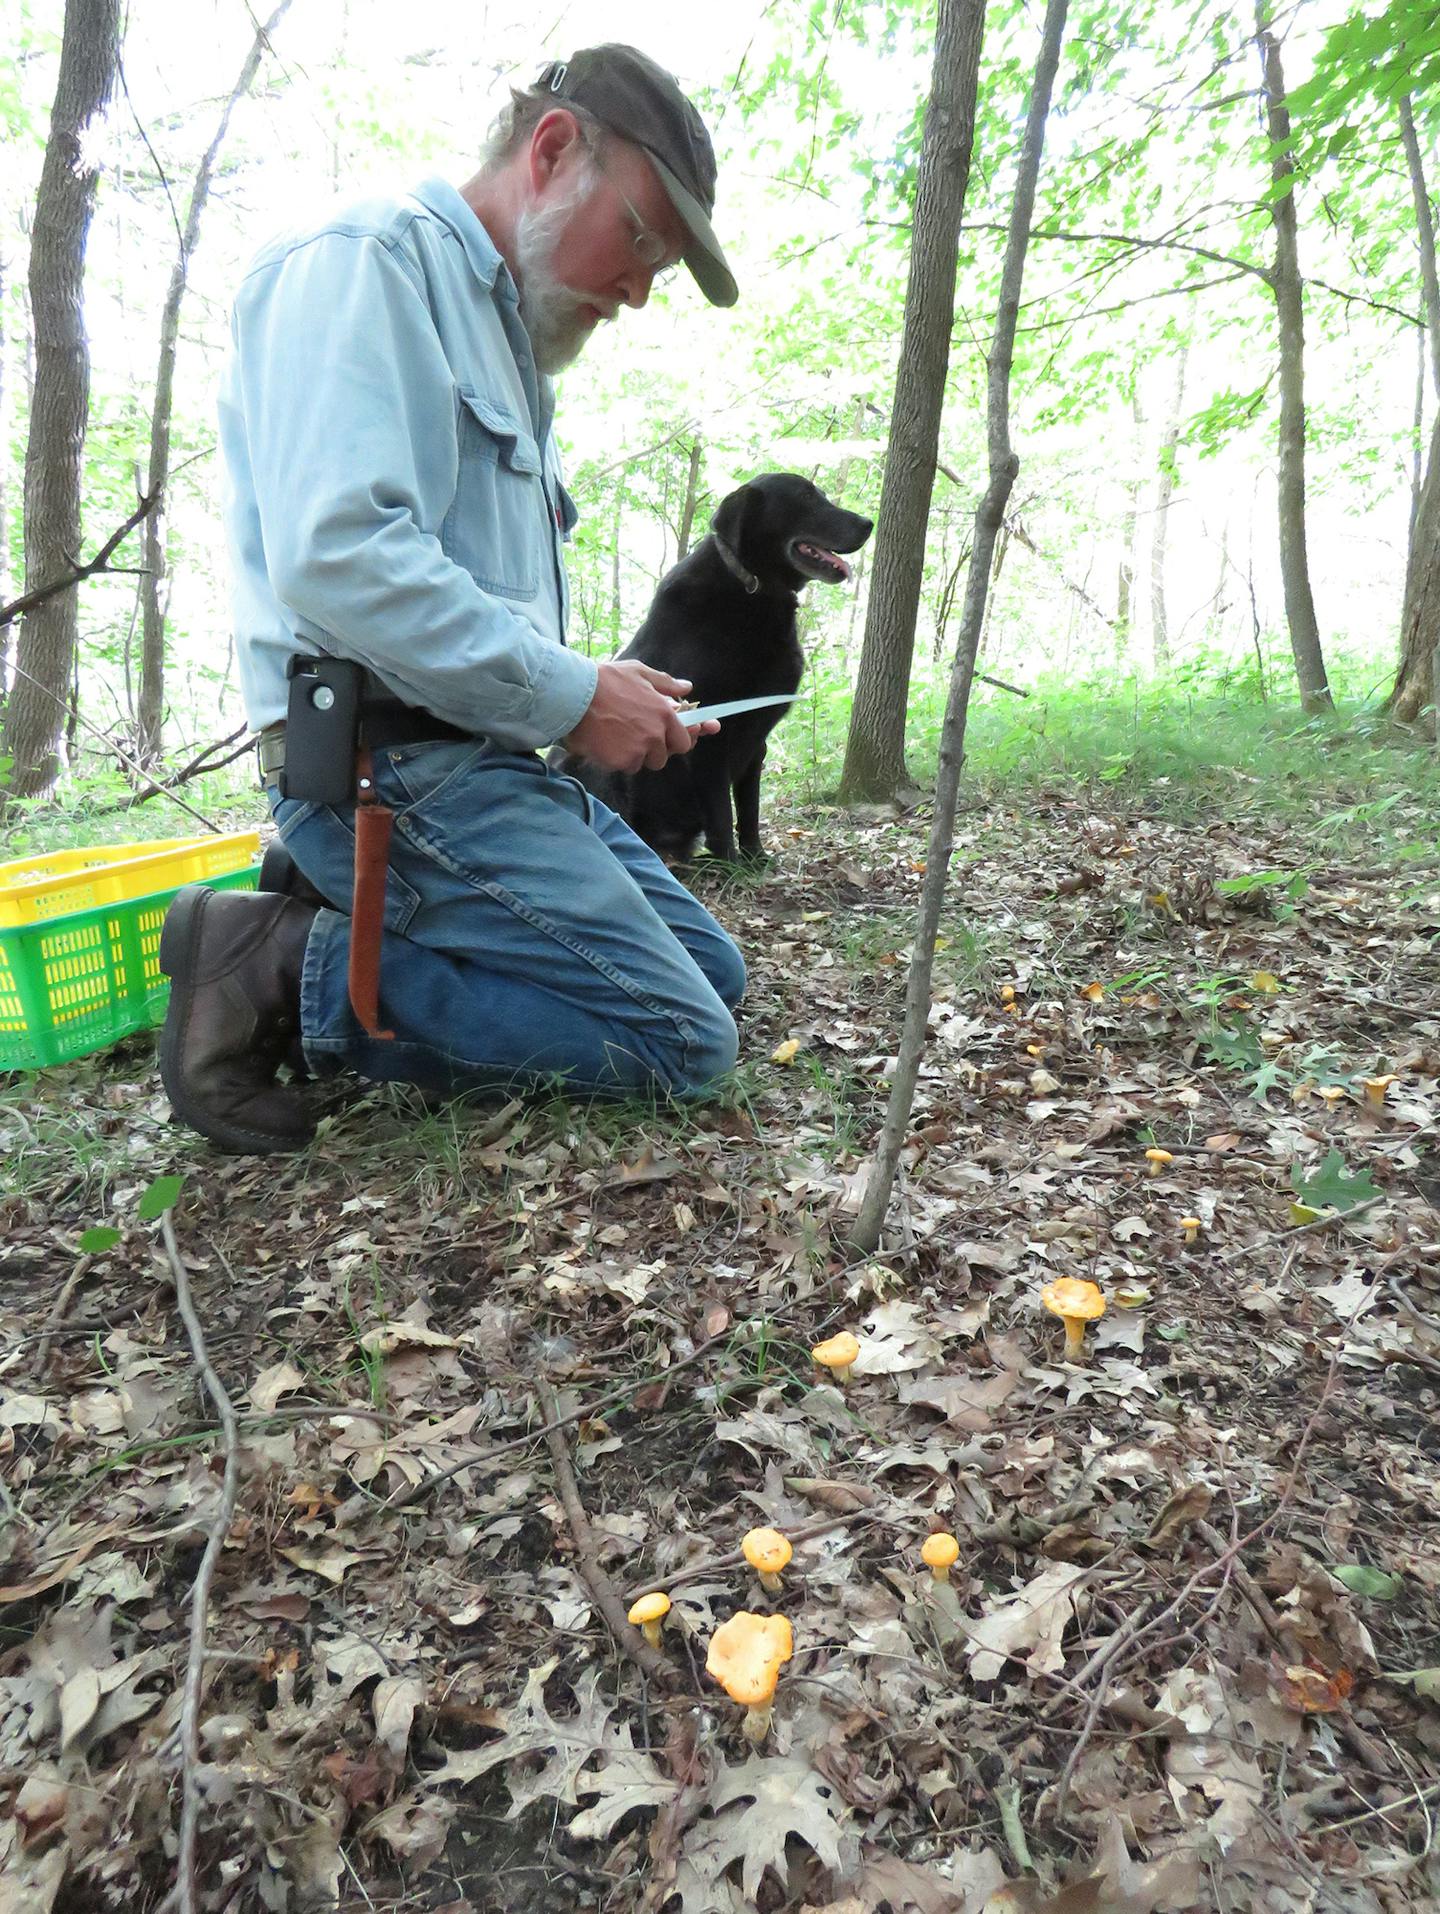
[620, 1135, 1251, 1745]
[623, 1333, 895, 1745]
[626, 1510, 964, 1746]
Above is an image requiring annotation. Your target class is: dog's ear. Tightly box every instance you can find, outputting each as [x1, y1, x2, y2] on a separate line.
[711, 483, 759, 560]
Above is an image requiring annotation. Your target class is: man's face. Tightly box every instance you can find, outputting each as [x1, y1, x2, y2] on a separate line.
[514, 118, 689, 375]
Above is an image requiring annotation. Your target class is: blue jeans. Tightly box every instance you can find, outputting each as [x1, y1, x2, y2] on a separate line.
[268, 742, 745, 1100]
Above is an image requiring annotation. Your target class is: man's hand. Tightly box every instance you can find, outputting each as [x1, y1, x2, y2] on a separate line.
[564, 659, 720, 772]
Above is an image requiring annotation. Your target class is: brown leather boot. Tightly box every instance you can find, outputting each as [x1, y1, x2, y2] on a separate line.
[159, 885, 318, 1154]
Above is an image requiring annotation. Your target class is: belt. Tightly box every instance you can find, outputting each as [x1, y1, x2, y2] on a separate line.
[257, 701, 473, 787]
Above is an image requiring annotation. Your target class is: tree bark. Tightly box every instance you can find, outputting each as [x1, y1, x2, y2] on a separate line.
[610, 488, 623, 648]
[1255, 8, 1332, 713]
[1, 0, 121, 800]
[1399, 92, 1440, 399]
[0, 251, 10, 697]
[1392, 411, 1440, 726]
[674, 437, 702, 562]
[135, 0, 291, 767]
[1389, 92, 1440, 725]
[849, 0, 1068, 1256]
[1115, 379, 1142, 665]
[1149, 342, 1188, 670]
[839, 0, 986, 803]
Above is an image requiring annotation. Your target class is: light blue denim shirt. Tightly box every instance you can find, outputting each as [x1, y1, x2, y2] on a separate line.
[218, 177, 599, 750]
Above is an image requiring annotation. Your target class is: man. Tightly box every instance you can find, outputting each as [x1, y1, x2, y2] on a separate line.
[159, 45, 746, 1155]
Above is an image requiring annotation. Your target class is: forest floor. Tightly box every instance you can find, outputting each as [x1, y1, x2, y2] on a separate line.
[3, 748, 1440, 1914]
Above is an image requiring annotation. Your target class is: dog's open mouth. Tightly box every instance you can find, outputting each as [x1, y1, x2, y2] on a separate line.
[790, 539, 854, 583]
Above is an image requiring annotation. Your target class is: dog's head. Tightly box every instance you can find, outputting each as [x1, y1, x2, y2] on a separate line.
[709, 474, 873, 595]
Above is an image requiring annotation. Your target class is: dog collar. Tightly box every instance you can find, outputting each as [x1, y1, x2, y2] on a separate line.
[712, 531, 760, 595]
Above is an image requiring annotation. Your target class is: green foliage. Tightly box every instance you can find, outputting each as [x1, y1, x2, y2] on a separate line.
[1331, 1563, 1404, 1599]
[138, 1173, 185, 1221]
[1290, 1150, 1381, 1213]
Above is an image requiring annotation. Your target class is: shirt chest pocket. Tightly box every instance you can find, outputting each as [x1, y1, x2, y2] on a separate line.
[443, 388, 545, 601]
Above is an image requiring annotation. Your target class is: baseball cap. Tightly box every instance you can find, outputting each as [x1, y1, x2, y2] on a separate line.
[534, 45, 738, 308]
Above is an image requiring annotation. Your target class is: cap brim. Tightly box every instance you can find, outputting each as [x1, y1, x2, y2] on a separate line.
[649, 152, 738, 307]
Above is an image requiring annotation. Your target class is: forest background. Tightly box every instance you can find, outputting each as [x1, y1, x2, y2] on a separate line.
[3, 0, 1439, 827]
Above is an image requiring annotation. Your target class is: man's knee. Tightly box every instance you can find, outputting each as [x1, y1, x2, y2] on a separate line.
[675, 1000, 739, 1095]
[706, 938, 747, 1012]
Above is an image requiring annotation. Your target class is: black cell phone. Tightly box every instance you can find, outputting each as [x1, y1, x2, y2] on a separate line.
[280, 654, 364, 805]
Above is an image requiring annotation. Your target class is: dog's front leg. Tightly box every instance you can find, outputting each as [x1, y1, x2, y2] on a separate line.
[734, 749, 767, 863]
[695, 767, 739, 863]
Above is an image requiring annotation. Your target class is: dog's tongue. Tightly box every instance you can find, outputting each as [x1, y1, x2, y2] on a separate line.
[801, 542, 852, 580]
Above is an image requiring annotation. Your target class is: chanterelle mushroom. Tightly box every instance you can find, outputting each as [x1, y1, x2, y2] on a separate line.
[1180, 1215, 1203, 1245]
[1144, 1147, 1174, 1176]
[741, 1527, 792, 1593]
[920, 1532, 960, 1584]
[1361, 1074, 1397, 1110]
[1041, 1277, 1106, 1363]
[627, 1592, 671, 1648]
[811, 1332, 861, 1385]
[707, 1611, 793, 1744]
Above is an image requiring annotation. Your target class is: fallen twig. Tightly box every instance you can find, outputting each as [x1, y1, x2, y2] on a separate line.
[536, 1374, 676, 1689]
[384, 1280, 858, 1514]
[34, 1254, 96, 1371]
[626, 1507, 891, 1600]
[158, 1214, 242, 1914]
[382, 1316, 746, 1512]
[1386, 1273, 1440, 1341]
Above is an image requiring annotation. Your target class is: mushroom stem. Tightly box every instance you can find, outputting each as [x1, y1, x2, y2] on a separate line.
[640, 1618, 664, 1648]
[830, 1360, 854, 1386]
[757, 1569, 783, 1594]
[742, 1703, 773, 1746]
[1062, 1317, 1087, 1363]
[929, 1562, 952, 1586]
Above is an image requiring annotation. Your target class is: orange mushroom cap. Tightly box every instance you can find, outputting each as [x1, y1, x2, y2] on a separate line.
[741, 1528, 792, 1577]
[921, 1532, 960, 1571]
[811, 1332, 861, 1371]
[706, 1612, 793, 1707]
[627, 1592, 671, 1628]
[1040, 1278, 1106, 1324]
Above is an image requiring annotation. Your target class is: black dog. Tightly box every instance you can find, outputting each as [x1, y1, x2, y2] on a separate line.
[555, 474, 872, 863]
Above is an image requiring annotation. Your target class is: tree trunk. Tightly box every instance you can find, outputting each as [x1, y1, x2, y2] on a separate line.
[674, 437, 702, 562]
[0, 251, 10, 698]
[1149, 343, 1188, 671]
[1392, 411, 1440, 725]
[849, 0, 1068, 1256]
[1255, 8, 1332, 713]
[610, 489, 622, 649]
[1399, 92, 1440, 399]
[136, 0, 291, 767]
[1389, 92, 1440, 725]
[0, 0, 121, 801]
[839, 0, 986, 803]
[1115, 380, 1142, 666]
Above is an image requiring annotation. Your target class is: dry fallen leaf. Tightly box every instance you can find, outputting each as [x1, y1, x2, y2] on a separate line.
[962, 1563, 1091, 1682]
[277, 1544, 367, 1585]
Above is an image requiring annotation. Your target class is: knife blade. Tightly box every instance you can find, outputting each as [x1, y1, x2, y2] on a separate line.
[679, 693, 800, 727]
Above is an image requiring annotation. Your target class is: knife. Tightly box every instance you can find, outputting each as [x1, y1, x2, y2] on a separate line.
[679, 693, 800, 727]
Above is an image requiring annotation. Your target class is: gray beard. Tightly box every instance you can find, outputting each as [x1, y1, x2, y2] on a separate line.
[514, 165, 603, 375]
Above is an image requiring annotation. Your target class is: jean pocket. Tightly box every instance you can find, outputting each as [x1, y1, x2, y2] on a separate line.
[382, 739, 493, 814]
[443, 388, 544, 601]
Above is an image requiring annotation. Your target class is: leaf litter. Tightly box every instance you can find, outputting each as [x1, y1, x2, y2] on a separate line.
[2, 794, 1440, 1910]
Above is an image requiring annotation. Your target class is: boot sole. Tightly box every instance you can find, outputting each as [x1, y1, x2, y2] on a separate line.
[159, 885, 313, 1156]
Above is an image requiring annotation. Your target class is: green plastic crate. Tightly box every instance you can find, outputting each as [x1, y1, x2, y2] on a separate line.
[0, 865, 261, 1071]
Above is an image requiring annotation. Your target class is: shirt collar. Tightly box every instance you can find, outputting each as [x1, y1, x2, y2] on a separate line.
[413, 177, 517, 301]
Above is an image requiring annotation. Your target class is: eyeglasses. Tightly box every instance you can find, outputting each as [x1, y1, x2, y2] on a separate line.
[585, 136, 680, 283]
